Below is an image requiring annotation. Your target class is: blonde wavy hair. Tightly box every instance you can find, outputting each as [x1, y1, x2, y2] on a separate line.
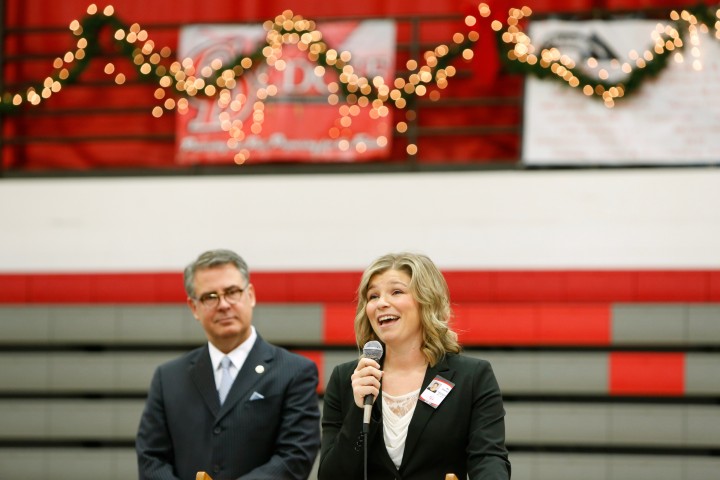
[354, 252, 461, 366]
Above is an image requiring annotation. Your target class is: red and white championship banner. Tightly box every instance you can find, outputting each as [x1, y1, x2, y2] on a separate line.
[176, 21, 396, 164]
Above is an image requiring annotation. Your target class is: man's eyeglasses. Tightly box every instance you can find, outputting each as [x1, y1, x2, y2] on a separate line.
[195, 286, 247, 309]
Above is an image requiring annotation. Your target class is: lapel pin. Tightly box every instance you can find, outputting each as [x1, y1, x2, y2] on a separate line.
[255, 365, 265, 374]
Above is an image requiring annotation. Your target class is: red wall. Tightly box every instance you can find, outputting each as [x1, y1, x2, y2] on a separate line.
[2, 0, 709, 170]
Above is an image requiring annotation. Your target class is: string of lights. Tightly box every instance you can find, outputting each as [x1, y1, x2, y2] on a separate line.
[496, 4, 720, 108]
[1, 2, 718, 161]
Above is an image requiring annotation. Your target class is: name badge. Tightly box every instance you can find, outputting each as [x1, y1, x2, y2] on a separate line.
[419, 375, 454, 409]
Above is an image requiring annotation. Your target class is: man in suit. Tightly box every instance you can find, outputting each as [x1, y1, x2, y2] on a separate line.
[136, 249, 321, 480]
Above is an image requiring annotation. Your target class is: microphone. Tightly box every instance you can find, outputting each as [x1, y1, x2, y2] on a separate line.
[362, 340, 384, 432]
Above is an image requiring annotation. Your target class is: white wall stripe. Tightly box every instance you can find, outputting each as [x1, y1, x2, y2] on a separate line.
[1, 169, 719, 272]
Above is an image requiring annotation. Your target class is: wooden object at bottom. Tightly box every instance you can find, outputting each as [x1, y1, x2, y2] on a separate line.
[196, 471, 458, 479]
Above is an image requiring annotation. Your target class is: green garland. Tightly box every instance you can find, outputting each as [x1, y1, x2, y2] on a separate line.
[0, 3, 718, 114]
[0, 9, 476, 114]
[0, 12, 144, 113]
[499, 3, 719, 100]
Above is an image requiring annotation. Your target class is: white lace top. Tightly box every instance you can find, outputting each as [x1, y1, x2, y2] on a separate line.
[381, 388, 421, 469]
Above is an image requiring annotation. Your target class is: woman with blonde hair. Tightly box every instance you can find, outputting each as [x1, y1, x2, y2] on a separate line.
[319, 252, 510, 479]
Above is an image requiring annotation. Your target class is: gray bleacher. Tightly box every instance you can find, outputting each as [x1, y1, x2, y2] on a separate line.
[0, 304, 719, 479]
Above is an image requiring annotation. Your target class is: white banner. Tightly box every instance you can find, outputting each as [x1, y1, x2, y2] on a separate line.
[522, 19, 720, 166]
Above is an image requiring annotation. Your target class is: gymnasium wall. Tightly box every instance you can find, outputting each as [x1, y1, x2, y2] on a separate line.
[2, 0, 719, 478]
[1, 169, 719, 479]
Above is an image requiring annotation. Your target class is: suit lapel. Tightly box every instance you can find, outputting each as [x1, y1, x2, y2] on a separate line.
[401, 355, 456, 467]
[217, 335, 275, 419]
[189, 346, 221, 417]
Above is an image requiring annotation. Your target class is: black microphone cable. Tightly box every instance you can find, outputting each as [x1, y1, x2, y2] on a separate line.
[364, 428, 368, 480]
[361, 340, 383, 480]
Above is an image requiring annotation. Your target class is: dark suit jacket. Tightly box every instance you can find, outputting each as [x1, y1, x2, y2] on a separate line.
[318, 353, 510, 480]
[136, 335, 321, 480]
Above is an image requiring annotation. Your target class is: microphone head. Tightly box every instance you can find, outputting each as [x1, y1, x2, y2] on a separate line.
[362, 340, 384, 361]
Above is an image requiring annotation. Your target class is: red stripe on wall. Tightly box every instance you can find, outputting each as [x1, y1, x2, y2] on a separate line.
[442, 272, 494, 302]
[712, 272, 720, 299]
[609, 352, 685, 396]
[0, 273, 185, 303]
[492, 271, 569, 302]
[453, 304, 610, 345]
[454, 305, 536, 345]
[323, 304, 357, 345]
[1, 271, 718, 304]
[562, 271, 638, 302]
[537, 304, 610, 345]
[294, 350, 325, 394]
[252, 271, 360, 303]
[636, 271, 713, 302]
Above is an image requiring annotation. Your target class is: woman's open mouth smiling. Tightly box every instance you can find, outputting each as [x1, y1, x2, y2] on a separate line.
[378, 314, 399, 327]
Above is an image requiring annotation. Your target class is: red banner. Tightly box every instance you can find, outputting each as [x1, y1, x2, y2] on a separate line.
[176, 21, 396, 164]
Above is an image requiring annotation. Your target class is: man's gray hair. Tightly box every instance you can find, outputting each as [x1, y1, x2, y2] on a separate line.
[183, 249, 250, 298]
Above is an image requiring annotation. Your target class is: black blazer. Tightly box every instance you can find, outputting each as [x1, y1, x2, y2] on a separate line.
[136, 335, 321, 480]
[319, 353, 510, 480]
